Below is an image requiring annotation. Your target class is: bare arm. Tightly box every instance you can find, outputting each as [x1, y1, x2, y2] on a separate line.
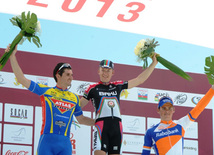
[75, 114, 95, 126]
[7, 45, 31, 88]
[80, 97, 89, 108]
[128, 53, 158, 89]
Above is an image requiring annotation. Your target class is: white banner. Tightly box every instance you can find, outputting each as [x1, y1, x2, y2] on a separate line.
[3, 124, 33, 144]
[1, 71, 212, 109]
[122, 134, 144, 153]
[3, 144, 32, 155]
[184, 139, 198, 155]
[4, 103, 34, 124]
[122, 115, 146, 134]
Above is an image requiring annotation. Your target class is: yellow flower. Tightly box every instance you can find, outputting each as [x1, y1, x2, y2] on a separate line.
[134, 39, 145, 56]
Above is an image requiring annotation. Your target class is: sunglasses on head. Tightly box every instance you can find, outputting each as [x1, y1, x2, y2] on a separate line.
[56, 63, 71, 74]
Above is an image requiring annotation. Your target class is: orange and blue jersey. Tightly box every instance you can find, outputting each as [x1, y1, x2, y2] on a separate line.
[142, 88, 214, 155]
[28, 80, 83, 137]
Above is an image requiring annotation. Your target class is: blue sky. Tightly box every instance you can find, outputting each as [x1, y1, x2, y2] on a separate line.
[0, 13, 213, 75]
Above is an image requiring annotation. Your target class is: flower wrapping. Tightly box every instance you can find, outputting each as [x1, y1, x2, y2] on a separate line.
[134, 38, 192, 81]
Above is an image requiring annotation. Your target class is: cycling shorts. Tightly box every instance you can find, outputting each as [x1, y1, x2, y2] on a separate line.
[93, 117, 123, 154]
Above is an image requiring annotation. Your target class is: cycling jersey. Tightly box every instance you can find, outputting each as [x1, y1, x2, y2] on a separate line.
[28, 80, 83, 155]
[29, 80, 83, 136]
[83, 80, 128, 153]
[83, 80, 128, 120]
[142, 88, 214, 155]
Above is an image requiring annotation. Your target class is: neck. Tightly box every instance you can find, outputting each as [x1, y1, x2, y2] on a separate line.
[56, 84, 68, 90]
[161, 120, 172, 124]
[100, 81, 110, 85]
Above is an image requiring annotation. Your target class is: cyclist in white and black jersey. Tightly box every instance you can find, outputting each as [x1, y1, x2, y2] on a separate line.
[80, 55, 158, 155]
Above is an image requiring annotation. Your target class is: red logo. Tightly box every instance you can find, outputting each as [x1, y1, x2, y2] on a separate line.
[108, 101, 115, 108]
[5, 150, 29, 155]
[51, 99, 75, 113]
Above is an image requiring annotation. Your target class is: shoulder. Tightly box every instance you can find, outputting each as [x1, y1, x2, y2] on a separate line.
[85, 82, 100, 92]
[111, 80, 126, 85]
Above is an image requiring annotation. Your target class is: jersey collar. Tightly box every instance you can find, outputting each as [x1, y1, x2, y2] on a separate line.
[55, 85, 68, 91]
[99, 81, 111, 85]
[160, 120, 173, 124]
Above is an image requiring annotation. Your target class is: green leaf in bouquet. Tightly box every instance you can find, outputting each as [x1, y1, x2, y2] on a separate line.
[0, 11, 42, 70]
[134, 38, 192, 81]
[157, 56, 192, 81]
[204, 56, 214, 85]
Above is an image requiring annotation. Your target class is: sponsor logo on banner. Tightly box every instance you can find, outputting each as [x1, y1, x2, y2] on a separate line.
[5, 150, 29, 155]
[13, 77, 25, 88]
[70, 133, 77, 155]
[183, 140, 198, 154]
[122, 115, 145, 134]
[77, 83, 90, 95]
[120, 89, 129, 99]
[3, 124, 33, 144]
[174, 94, 187, 105]
[138, 89, 148, 100]
[191, 96, 201, 105]
[4, 104, 33, 124]
[0, 74, 5, 84]
[36, 77, 48, 86]
[10, 108, 28, 119]
[154, 92, 169, 101]
[123, 134, 144, 153]
[3, 144, 32, 155]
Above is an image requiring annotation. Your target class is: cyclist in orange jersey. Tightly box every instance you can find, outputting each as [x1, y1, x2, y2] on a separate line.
[142, 85, 214, 155]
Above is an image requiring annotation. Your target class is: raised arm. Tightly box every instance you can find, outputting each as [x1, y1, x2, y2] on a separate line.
[128, 53, 158, 89]
[189, 85, 214, 120]
[7, 45, 31, 88]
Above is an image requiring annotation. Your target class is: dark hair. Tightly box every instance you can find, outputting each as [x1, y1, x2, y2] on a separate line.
[53, 63, 72, 82]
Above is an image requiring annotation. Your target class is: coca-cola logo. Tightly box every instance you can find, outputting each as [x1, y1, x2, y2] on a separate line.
[5, 150, 29, 155]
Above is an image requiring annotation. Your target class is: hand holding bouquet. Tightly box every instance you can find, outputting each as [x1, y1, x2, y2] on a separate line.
[204, 56, 214, 84]
[134, 38, 192, 81]
[0, 11, 42, 70]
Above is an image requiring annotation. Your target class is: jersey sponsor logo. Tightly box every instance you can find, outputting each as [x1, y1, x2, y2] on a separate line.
[99, 91, 117, 96]
[156, 128, 179, 137]
[51, 98, 75, 113]
[108, 101, 115, 108]
[94, 131, 98, 149]
[55, 120, 66, 127]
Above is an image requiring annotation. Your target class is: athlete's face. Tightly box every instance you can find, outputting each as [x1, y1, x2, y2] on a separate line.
[57, 69, 73, 89]
[157, 103, 175, 121]
[98, 67, 114, 83]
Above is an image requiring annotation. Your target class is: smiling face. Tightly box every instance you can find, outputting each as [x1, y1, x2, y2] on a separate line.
[157, 103, 175, 121]
[56, 68, 73, 89]
[98, 67, 114, 84]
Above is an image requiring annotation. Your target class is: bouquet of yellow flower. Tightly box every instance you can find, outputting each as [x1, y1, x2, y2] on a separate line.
[134, 38, 192, 81]
[204, 55, 214, 84]
[0, 11, 42, 70]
